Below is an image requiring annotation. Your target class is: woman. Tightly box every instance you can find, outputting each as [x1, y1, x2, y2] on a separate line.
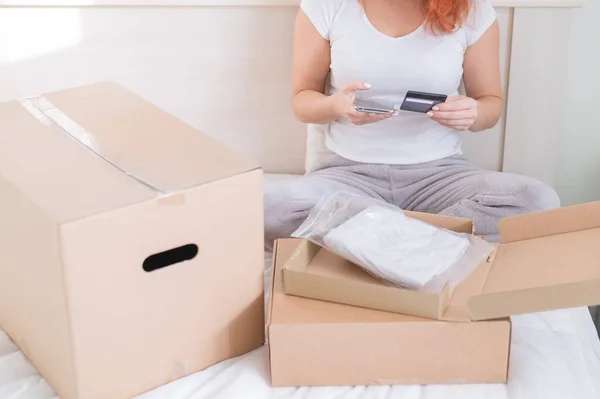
[265, 0, 559, 251]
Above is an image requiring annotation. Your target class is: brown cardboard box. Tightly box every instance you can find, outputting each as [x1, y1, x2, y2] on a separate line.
[284, 212, 476, 320]
[268, 239, 511, 387]
[281, 203, 600, 322]
[0, 82, 265, 399]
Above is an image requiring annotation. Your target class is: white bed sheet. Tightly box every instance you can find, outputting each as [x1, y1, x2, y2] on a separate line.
[2, 174, 600, 399]
[2, 307, 600, 399]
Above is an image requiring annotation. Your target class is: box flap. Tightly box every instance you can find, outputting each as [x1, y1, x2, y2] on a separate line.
[442, 252, 495, 322]
[498, 201, 600, 243]
[469, 201, 600, 320]
[0, 99, 156, 223]
[0, 81, 258, 222]
[42, 81, 259, 193]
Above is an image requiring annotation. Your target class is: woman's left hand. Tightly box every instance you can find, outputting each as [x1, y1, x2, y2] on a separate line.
[427, 95, 478, 131]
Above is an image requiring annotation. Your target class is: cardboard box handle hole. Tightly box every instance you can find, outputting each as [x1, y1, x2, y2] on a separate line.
[143, 244, 198, 272]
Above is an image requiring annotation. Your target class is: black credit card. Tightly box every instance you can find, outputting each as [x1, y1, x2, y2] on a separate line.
[400, 91, 448, 113]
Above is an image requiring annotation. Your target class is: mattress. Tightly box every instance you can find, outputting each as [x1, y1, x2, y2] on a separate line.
[2, 174, 600, 399]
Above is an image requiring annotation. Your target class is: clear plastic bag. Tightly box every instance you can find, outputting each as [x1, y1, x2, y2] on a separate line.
[292, 192, 495, 294]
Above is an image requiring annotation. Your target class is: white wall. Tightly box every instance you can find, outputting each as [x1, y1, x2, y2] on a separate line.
[0, 5, 514, 175]
[555, 0, 600, 205]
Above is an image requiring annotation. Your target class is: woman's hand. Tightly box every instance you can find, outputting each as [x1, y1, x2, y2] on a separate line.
[330, 81, 393, 126]
[427, 95, 478, 131]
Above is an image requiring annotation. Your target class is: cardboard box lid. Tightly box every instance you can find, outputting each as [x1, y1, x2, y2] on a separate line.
[0, 81, 258, 222]
[468, 200, 600, 320]
[282, 202, 600, 322]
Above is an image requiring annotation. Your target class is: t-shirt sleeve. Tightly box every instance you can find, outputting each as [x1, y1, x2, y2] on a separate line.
[300, 0, 342, 41]
[465, 0, 497, 47]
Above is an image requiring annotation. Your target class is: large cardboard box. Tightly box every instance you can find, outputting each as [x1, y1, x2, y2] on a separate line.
[280, 202, 600, 322]
[0, 82, 265, 399]
[268, 239, 511, 387]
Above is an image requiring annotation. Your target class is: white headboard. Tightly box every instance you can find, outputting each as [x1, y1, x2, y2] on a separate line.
[0, 0, 584, 185]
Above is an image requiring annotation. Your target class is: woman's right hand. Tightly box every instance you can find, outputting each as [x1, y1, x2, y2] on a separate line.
[330, 81, 393, 125]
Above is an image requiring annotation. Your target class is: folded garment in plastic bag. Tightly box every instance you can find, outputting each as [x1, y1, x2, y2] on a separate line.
[292, 192, 495, 293]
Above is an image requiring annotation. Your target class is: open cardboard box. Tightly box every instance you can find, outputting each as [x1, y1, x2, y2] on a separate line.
[282, 203, 600, 322]
[268, 239, 512, 386]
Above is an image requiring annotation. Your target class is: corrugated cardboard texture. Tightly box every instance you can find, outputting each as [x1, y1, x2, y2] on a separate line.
[281, 213, 474, 320]
[0, 81, 258, 223]
[0, 175, 77, 399]
[284, 242, 450, 320]
[60, 170, 265, 399]
[498, 200, 600, 243]
[443, 257, 493, 321]
[44, 81, 258, 193]
[269, 239, 511, 387]
[0, 100, 156, 223]
[469, 201, 600, 320]
[0, 83, 265, 399]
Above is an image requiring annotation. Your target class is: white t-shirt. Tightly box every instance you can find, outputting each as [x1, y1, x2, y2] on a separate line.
[301, 0, 497, 165]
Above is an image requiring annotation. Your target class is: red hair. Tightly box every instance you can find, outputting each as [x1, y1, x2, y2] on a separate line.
[421, 0, 472, 34]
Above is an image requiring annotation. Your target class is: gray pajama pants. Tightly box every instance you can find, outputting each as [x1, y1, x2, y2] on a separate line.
[264, 153, 560, 252]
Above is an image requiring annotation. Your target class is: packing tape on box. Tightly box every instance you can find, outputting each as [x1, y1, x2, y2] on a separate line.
[19, 96, 165, 195]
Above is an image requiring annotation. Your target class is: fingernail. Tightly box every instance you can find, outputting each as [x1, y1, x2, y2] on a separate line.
[432, 106, 439, 111]
[364, 82, 372, 88]
[369, 113, 375, 117]
[427, 111, 434, 117]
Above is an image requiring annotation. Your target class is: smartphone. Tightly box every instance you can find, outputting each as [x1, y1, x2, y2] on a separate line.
[400, 91, 447, 113]
[355, 99, 395, 115]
